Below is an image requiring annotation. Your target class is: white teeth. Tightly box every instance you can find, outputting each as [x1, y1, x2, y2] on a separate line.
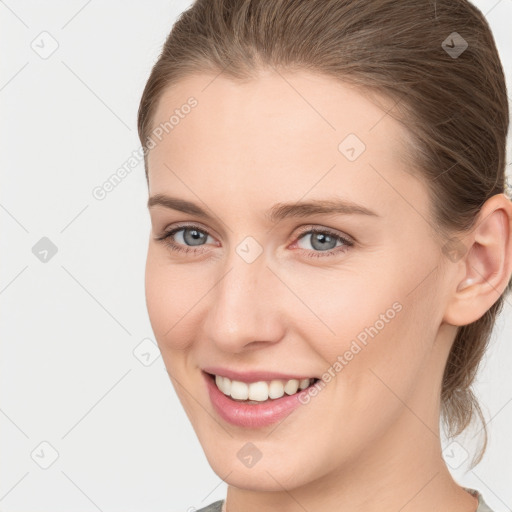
[268, 379, 285, 399]
[215, 375, 232, 395]
[284, 379, 299, 395]
[230, 380, 249, 400]
[299, 378, 310, 390]
[248, 381, 268, 401]
[213, 375, 314, 402]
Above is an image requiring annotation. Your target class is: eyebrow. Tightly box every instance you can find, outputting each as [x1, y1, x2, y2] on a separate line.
[147, 194, 379, 223]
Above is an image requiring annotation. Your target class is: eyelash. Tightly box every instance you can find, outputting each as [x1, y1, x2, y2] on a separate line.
[155, 224, 354, 258]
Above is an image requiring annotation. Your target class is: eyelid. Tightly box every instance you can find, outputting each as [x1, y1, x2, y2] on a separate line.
[156, 222, 355, 257]
[156, 221, 220, 242]
[292, 224, 355, 245]
[156, 223, 354, 244]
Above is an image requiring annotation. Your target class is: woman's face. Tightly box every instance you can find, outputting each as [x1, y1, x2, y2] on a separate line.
[145, 70, 457, 490]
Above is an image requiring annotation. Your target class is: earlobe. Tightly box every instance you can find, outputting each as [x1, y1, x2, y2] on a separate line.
[443, 193, 512, 326]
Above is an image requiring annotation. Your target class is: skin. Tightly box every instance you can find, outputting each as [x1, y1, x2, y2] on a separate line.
[144, 68, 512, 512]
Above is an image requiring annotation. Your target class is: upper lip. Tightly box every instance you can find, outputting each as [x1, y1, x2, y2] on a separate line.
[202, 367, 318, 383]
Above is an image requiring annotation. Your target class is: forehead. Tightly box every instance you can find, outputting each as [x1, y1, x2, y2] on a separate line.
[148, 69, 408, 157]
[146, 70, 425, 222]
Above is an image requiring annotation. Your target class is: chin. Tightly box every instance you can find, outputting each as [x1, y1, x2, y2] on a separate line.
[202, 443, 322, 492]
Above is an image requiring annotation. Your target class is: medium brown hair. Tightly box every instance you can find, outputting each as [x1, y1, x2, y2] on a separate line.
[137, 0, 510, 467]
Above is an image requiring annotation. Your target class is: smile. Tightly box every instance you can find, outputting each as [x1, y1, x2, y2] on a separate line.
[214, 374, 317, 403]
[203, 371, 321, 428]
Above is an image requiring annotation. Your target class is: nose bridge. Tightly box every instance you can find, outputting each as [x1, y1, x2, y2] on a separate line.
[202, 245, 281, 351]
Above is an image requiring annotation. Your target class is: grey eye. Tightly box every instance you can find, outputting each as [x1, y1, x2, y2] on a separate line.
[177, 228, 210, 246]
[298, 232, 340, 251]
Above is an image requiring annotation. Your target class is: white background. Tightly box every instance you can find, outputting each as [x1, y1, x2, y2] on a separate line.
[1, 1, 511, 511]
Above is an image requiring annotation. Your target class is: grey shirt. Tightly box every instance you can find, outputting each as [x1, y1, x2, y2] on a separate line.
[195, 487, 493, 512]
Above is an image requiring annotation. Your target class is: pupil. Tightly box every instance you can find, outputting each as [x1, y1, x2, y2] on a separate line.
[185, 228, 205, 246]
[312, 233, 336, 251]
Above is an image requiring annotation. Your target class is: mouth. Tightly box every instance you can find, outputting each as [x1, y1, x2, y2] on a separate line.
[203, 370, 322, 428]
[205, 371, 321, 404]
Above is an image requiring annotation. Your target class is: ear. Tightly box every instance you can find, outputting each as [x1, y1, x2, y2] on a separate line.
[442, 193, 512, 326]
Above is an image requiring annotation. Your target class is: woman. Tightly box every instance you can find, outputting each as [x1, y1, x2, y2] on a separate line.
[137, 1, 511, 510]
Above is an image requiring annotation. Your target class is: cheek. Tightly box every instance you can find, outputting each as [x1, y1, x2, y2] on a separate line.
[283, 262, 406, 354]
[299, 261, 437, 407]
[144, 248, 199, 352]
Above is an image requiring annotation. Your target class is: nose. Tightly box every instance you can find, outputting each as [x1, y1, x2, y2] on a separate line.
[200, 248, 285, 353]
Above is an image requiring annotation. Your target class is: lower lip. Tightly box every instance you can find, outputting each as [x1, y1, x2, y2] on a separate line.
[204, 372, 309, 428]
